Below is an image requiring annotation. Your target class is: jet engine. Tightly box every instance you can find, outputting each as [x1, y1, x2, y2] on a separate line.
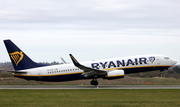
[103, 70, 124, 80]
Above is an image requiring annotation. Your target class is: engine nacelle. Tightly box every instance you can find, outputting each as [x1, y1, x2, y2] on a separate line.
[103, 70, 124, 80]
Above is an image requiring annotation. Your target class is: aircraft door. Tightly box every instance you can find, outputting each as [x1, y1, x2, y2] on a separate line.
[37, 70, 42, 80]
[156, 56, 160, 65]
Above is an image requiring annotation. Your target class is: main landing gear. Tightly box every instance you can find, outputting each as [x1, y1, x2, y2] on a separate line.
[91, 78, 98, 86]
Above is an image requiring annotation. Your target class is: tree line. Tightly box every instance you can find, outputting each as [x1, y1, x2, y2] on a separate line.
[128, 65, 180, 79]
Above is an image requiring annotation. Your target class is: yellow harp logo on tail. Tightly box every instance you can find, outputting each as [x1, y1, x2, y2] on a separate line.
[9, 51, 24, 66]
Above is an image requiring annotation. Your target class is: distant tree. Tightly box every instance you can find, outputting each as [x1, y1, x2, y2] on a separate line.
[50, 61, 60, 65]
[167, 70, 174, 74]
[173, 66, 180, 73]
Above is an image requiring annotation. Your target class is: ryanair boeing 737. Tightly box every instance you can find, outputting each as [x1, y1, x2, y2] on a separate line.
[3, 39, 177, 85]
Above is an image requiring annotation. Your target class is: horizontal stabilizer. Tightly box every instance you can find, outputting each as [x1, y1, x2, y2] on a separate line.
[7, 70, 27, 73]
[0, 69, 6, 71]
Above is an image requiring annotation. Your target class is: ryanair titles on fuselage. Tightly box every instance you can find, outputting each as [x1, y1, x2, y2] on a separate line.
[91, 56, 156, 69]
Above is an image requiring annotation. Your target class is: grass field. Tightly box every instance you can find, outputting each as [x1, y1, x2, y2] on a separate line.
[140, 77, 180, 85]
[0, 89, 180, 107]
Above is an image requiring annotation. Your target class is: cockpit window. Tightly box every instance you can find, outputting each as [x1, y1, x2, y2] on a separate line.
[164, 57, 170, 59]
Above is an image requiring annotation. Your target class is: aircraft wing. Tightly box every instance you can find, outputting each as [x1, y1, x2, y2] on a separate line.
[69, 54, 107, 77]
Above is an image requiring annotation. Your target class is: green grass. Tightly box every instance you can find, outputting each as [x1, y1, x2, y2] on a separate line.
[0, 89, 180, 107]
[140, 77, 180, 85]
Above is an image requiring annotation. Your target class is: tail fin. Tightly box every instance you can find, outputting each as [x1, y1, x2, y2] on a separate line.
[4, 39, 49, 70]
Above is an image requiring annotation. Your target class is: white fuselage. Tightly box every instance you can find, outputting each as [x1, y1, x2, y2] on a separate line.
[13, 54, 177, 81]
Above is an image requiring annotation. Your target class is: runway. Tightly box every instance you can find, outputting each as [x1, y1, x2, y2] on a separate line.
[0, 85, 180, 89]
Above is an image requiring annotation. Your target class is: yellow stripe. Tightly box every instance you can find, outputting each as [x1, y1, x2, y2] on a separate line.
[13, 72, 84, 77]
[108, 74, 124, 78]
[71, 55, 78, 63]
[13, 65, 171, 77]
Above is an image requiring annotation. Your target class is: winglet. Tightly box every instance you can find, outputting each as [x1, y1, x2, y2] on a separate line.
[61, 57, 67, 64]
[69, 54, 81, 67]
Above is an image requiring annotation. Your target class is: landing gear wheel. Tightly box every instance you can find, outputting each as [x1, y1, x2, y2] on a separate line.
[90, 80, 98, 86]
[94, 81, 98, 86]
[159, 73, 163, 77]
[91, 81, 94, 85]
[90, 78, 98, 86]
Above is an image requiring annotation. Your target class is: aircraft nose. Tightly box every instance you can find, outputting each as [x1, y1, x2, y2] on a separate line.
[171, 59, 177, 66]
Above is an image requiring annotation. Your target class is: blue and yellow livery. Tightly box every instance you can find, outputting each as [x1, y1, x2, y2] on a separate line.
[3, 39, 177, 85]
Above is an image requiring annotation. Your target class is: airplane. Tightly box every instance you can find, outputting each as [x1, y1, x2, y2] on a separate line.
[3, 39, 177, 85]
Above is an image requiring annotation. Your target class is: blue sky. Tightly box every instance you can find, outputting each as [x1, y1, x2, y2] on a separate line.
[0, 0, 180, 64]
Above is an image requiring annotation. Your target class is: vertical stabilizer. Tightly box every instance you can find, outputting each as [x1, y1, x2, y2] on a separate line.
[4, 39, 48, 70]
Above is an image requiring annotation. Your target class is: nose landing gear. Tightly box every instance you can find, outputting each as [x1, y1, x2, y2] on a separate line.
[159, 70, 164, 77]
[159, 73, 163, 77]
